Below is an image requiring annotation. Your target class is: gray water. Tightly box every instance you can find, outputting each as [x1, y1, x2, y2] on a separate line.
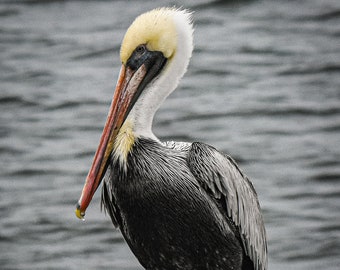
[1, 0, 340, 269]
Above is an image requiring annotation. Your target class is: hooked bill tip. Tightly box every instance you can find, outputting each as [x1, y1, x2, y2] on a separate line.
[75, 202, 85, 221]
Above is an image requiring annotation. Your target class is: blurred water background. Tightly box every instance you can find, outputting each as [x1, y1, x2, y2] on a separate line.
[1, 0, 340, 269]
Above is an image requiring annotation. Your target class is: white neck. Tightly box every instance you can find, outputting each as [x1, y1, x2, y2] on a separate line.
[126, 11, 194, 140]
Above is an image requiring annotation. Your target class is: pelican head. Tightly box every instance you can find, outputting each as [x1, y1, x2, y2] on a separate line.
[76, 7, 194, 219]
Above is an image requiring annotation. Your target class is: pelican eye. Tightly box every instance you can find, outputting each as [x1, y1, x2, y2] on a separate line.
[127, 44, 149, 70]
[126, 43, 166, 76]
[135, 44, 146, 55]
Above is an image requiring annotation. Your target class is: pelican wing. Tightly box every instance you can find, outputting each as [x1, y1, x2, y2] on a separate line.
[101, 167, 120, 228]
[187, 142, 267, 270]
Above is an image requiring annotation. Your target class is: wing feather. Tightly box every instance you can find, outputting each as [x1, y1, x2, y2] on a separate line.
[101, 166, 119, 228]
[187, 142, 267, 270]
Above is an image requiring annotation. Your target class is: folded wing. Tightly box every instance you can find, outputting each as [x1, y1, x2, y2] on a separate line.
[187, 142, 267, 270]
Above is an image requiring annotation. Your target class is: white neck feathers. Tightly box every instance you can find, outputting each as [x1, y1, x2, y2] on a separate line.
[127, 8, 194, 140]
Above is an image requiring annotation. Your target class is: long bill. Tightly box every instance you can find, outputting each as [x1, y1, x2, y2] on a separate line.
[75, 64, 147, 219]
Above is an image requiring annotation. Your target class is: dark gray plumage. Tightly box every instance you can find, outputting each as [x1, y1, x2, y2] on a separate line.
[101, 137, 267, 270]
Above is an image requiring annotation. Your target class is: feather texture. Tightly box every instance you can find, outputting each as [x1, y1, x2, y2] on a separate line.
[187, 142, 268, 270]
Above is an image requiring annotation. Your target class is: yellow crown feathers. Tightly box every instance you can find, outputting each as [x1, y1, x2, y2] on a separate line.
[120, 7, 179, 64]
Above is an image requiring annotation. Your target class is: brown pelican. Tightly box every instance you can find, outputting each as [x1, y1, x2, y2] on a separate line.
[75, 7, 267, 270]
